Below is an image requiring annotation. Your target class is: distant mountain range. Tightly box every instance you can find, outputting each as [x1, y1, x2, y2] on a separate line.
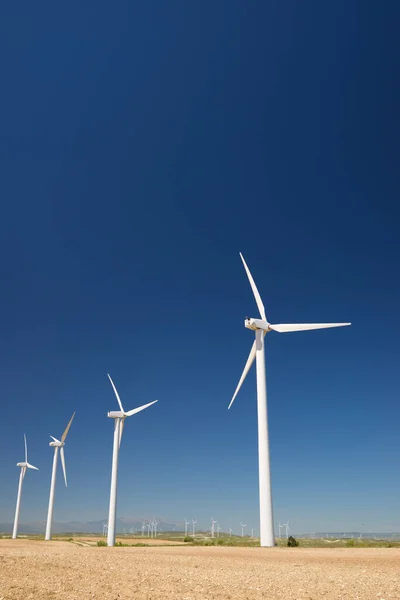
[0, 517, 178, 535]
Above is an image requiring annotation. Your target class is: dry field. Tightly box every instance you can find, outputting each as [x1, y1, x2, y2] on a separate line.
[0, 539, 399, 600]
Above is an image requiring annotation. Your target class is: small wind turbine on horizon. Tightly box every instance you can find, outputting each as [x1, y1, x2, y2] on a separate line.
[12, 435, 39, 539]
[240, 522, 247, 538]
[45, 412, 75, 541]
[192, 519, 197, 536]
[229, 253, 351, 547]
[211, 517, 217, 538]
[106, 374, 158, 547]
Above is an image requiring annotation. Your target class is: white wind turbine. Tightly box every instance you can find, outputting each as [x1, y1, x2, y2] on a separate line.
[192, 519, 197, 536]
[184, 518, 190, 537]
[12, 435, 39, 539]
[229, 526, 233, 537]
[106, 374, 157, 547]
[211, 517, 217, 538]
[240, 522, 247, 537]
[229, 253, 351, 547]
[45, 412, 75, 541]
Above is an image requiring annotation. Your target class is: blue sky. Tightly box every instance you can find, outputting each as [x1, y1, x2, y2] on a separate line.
[0, 1, 399, 535]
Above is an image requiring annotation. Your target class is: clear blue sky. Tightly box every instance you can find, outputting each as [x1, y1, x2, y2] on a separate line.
[0, 1, 399, 535]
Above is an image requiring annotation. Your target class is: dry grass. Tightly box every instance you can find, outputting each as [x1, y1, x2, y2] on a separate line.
[0, 539, 399, 599]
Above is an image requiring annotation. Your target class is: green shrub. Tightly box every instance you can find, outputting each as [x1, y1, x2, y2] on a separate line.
[97, 540, 107, 547]
[287, 536, 299, 547]
[346, 539, 355, 547]
[184, 536, 194, 543]
[217, 538, 225, 545]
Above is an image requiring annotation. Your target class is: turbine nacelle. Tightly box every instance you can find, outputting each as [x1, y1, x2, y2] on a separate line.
[108, 411, 125, 419]
[49, 437, 64, 447]
[245, 318, 270, 331]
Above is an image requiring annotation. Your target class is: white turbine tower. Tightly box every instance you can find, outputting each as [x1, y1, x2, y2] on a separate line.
[229, 526, 233, 537]
[106, 374, 157, 547]
[192, 519, 197, 536]
[12, 435, 39, 539]
[240, 522, 247, 538]
[45, 412, 75, 541]
[229, 253, 351, 547]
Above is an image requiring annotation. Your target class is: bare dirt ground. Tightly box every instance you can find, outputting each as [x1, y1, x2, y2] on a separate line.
[0, 540, 399, 600]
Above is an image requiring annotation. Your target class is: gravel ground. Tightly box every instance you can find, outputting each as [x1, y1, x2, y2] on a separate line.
[0, 540, 399, 600]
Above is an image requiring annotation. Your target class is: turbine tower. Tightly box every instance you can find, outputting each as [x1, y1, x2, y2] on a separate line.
[106, 374, 157, 547]
[12, 435, 39, 539]
[192, 519, 197, 536]
[45, 412, 75, 541]
[240, 522, 247, 537]
[229, 253, 350, 547]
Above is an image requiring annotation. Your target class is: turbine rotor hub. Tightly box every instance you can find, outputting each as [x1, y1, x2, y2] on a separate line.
[244, 317, 270, 331]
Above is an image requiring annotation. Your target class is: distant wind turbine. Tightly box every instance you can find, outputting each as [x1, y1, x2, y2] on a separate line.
[240, 523, 247, 538]
[192, 519, 197, 536]
[45, 412, 75, 541]
[184, 518, 189, 537]
[106, 374, 158, 547]
[12, 435, 39, 539]
[229, 253, 351, 546]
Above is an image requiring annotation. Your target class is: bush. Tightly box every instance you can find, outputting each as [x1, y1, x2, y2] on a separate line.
[97, 540, 107, 547]
[184, 536, 194, 543]
[287, 536, 299, 547]
[346, 539, 355, 547]
[217, 538, 225, 545]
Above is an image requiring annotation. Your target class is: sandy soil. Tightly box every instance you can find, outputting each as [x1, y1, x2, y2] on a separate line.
[0, 540, 399, 600]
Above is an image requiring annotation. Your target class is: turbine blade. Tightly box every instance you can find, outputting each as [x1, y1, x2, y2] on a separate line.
[269, 322, 351, 333]
[60, 447, 67, 487]
[61, 412, 75, 443]
[124, 400, 158, 417]
[228, 340, 256, 409]
[119, 419, 125, 448]
[27, 463, 39, 471]
[24, 434, 28, 464]
[108, 374, 124, 412]
[50, 436, 61, 444]
[239, 253, 266, 321]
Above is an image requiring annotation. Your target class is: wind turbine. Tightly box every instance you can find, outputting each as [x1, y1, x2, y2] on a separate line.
[283, 521, 290, 538]
[229, 253, 351, 547]
[229, 526, 233, 537]
[45, 412, 75, 541]
[12, 435, 39, 539]
[240, 522, 247, 538]
[192, 519, 197, 536]
[106, 374, 158, 547]
[211, 517, 217, 538]
[184, 518, 190, 537]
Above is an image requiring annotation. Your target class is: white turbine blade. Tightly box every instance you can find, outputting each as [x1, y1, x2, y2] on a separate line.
[27, 463, 39, 471]
[119, 419, 125, 448]
[24, 434, 28, 463]
[269, 322, 351, 333]
[61, 412, 76, 443]
[124, 400, 158, 417]
[228, 340, 256, 409]
[108, 374, 124, 412]
[50, 436, 61, 444]
[239, 253, 266, 321]
[60, 447, 67, 487]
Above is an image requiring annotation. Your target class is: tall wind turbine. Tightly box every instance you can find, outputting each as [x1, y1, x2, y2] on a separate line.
[45, 412, 75, 541]
[12, 435, 39, 539]
[240, 522, 247, 537]
[192, 519, 197, 536]
[229, 253, 350, 547]
[106, 374, 157, 547]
